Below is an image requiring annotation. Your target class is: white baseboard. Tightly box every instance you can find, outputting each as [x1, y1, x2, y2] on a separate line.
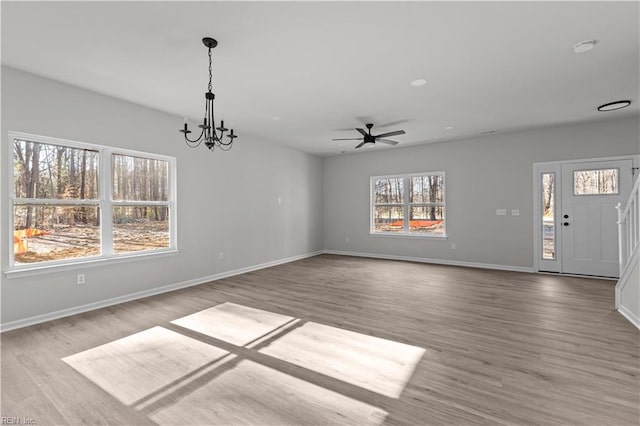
[323, 250, 535, 273]
[0, 250, 323, 333]
[618, 304, 640, 330]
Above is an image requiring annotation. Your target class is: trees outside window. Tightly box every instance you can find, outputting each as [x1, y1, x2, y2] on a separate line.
[371, 172, 445, 236]
[573, 169, 618, 195]
[9, 133, 175, 268]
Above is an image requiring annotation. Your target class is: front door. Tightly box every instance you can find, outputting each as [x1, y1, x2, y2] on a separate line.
[561, 159, 632, 277]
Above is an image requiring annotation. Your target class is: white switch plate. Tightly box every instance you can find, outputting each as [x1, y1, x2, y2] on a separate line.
[511, 209, 520, 216]
[496, 209, 507, 216]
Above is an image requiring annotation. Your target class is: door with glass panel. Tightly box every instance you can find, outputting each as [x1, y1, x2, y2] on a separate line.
[535, 158, 634, 277]
[560, 160, 632, 277]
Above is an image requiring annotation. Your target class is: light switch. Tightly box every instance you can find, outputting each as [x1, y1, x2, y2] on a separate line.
[496, 209, 507, 216]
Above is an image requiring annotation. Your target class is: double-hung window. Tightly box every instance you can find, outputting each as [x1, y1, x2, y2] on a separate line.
[8, 132, 176, 272]
[371, 172, 446, 237]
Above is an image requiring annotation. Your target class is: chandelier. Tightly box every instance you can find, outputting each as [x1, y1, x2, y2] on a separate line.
[180, 37, 237, 151]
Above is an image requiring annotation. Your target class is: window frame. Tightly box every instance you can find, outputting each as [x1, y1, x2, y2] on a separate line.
[370, 171, 446, 238]
[6, 131, 177, 277]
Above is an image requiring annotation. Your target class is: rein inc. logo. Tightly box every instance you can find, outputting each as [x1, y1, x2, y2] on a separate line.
[1, 417, 36, 425]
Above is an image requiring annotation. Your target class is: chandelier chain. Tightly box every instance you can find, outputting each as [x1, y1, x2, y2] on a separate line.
[208, 48, 213, 92]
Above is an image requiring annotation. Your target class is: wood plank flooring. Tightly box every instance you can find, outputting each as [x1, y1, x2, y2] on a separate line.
[1, 254, 638, 425]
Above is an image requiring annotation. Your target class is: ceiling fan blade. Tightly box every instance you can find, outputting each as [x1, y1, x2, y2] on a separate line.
[378, 139, 399, 145]
[376, 119, 410, 128]
[375, 130, 405, 138]
[332, 138, 363, 141]
[356, 128, 368, 137]
[355, 141, 366, 149]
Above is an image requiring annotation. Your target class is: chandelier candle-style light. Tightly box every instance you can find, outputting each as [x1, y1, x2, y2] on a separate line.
[180, 37, 237, 151]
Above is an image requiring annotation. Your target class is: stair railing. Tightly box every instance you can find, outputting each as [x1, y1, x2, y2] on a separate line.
[615, 173, 640, 308]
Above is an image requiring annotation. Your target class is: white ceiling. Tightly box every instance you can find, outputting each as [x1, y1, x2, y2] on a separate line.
[2, 1, 638, 156]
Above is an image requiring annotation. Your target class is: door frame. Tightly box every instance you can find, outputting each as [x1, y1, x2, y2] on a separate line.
[533, 155, 639, 275]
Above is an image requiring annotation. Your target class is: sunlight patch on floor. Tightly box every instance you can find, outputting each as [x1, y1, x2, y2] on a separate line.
[135, 353, 238, 411]
[171, 302, 295, 346]
[259, 322, 425, 398]
[62, 326, 228, 405]
[61, 303, 415, 423]
[148, 359, 388, 426]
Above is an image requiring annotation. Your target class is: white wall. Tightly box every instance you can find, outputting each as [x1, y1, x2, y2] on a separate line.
[323, 116, 640, 269]
[1, 67, 324, 325]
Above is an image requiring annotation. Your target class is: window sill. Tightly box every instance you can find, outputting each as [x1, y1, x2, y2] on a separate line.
[4, 249, 180, 279]
[369, 232, 448, 239]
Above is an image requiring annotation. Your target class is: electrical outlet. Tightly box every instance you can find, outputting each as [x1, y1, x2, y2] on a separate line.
[218, 251, 224, 260]
[277, 197, 282, 205]
[450, 243, 456, 250]
[345, 236, 350, 243]
[77, 274, 85, 285]
[511, 209, 520, 216]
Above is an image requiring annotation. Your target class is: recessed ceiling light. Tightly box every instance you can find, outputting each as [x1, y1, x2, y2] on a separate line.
[573, 40, 596, 53]
[410, 79, 427, 87]
[597, 100, 631, 112]
[272, 116, 281, 121]
[444, 126, 454, 130]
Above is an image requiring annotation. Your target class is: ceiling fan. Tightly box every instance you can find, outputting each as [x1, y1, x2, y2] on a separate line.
[332, 123, 406, 149]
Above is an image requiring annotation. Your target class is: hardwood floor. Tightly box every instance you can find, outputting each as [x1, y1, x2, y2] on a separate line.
[1, 254, 638, 425]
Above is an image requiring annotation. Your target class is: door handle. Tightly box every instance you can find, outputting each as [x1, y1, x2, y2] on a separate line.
[563, 222, 570, 226]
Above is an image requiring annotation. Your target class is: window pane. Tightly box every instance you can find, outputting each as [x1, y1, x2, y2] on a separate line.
[113, 206, 169, 253]
[373, 206, 404, 232]
[112, 154, 169, 201]
[374, 178, 404, 204]
[409, 206, 445, 234]
[573, 169, 618, 195]
[410, 175, 444, 204]
[13, 205, 100, 264]
[542, 173, 555, 260]
[13, 139, 99, 200]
